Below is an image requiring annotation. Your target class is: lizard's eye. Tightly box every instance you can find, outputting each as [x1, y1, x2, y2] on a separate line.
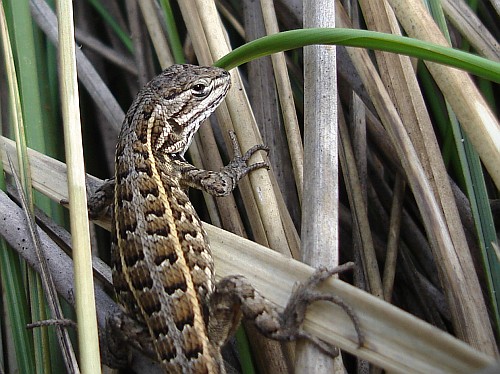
[191, 82, 211, 98]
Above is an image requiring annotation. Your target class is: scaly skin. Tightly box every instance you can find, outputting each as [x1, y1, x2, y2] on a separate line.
[105, 64, 362, 373]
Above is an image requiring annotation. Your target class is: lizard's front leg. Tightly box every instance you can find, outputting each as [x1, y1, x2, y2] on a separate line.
[88, 130, 267, 217]
[179, 130, 269, 196]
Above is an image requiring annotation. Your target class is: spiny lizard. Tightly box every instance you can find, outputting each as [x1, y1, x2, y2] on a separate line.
[91, 64, 362, 373]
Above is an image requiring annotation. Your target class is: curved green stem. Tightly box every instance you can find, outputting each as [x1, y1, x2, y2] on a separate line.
[215, 28, 500, 82]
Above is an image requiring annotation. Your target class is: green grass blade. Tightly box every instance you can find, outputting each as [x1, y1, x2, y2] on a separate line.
[0, 2, 38, 372]
[424, 0, 500, 338]
[0, 124, 35, 374]
[214, 28, 500, 82]
[0, 63, 33, 374]
[458, 128, 500, 336]
[5, 0, 46, 155]
[159, 0, 185, 64]
[0, 241, 36, 374]
[235, 327, 256, 374]
[3, 0, 65, 370]
[86, 0, 133, 52]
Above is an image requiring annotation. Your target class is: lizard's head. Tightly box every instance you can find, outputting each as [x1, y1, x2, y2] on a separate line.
[142, 64, 231, 156]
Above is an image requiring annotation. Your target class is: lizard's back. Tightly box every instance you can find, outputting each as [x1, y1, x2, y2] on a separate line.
[112, 64, 230, 373]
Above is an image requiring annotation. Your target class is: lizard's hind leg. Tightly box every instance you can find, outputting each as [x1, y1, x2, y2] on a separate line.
[206, 262, 363, 357]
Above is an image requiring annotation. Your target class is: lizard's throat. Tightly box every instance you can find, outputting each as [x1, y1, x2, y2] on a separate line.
[155, 118, 201, 155]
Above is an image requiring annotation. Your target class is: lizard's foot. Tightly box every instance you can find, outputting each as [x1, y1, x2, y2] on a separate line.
[180, 130, 269, 197]
[279, 262, 364, 355]
[226, 130, 269, 175]
[102, 311, 155, 368]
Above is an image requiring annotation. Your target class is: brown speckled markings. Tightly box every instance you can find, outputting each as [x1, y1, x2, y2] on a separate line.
[110, 64, 362, 373]
[114, 65, 230, 373]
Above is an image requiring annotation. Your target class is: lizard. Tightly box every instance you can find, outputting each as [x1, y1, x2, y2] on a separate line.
[90, 64, 363, 373]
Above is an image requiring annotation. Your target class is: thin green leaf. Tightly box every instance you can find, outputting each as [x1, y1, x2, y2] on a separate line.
[0, 242, 36, 374]
[8, 154, 79, 373]
[425, 0, 500, 338]
[159, 0, 185, 64]
[86, 0, 133, 52]
[235, 327, 256, 374]
[0, 2, 37, 372]
[0, 136, 34, 374]
[214, 28, 500, 82]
